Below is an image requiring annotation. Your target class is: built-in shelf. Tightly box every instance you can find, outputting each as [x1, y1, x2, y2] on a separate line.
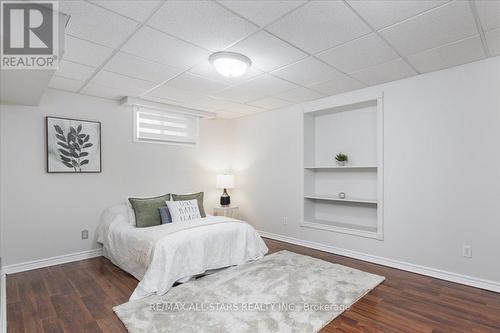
[302, 219, 381, 239]
[303, 92, 384, 240]
[304, 194, 377, 205]
[304, 165, 377, 170]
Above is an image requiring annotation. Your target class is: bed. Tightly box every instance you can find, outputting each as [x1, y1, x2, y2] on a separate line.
[97, 204, 268, 300]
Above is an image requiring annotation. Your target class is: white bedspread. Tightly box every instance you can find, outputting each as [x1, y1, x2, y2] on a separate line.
[97, 204, 268, 301]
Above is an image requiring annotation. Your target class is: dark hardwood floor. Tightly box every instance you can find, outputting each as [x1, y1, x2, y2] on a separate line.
[7, 238, 500, 333]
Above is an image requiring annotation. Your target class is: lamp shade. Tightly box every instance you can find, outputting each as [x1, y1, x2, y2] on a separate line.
[216, 174, 234, 189]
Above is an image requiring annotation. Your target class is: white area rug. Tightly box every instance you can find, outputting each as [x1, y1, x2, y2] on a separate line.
[114, 250, 384, 333]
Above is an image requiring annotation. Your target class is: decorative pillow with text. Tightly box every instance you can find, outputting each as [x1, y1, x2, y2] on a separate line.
[166, 199, 202, 222]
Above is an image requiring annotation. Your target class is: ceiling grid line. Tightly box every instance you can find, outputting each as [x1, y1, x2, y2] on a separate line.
[215, 0, 311, 52]
[51, 0, 496, 118]
[134, 0, 305, 111]
[341, 0, 420, 74]
[468, 0, 491, 57]
[139, 0, 314, 110]
[76, 0, 168, 93]
[215, 0, 369, 91]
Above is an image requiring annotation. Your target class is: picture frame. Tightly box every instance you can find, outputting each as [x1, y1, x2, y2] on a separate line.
[45, 116, 102, 173]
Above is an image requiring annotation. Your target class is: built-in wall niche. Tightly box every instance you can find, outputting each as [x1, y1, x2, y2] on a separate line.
[303, 93, 384, 240]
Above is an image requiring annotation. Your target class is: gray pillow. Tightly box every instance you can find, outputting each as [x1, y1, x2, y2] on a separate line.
[172, 192, 206, 217]
[159, 207, 172, 224]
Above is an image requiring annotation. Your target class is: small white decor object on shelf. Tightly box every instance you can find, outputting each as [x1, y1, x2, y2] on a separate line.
[213, 206, 239, 219]
[339, 192, 346, 199]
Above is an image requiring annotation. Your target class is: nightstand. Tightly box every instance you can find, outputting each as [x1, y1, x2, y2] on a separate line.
[213, 206, 239, 219]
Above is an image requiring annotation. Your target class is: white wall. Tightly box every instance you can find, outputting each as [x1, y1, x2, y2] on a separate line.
[232, 57, 500, 284]
[0, 89, 232, 266]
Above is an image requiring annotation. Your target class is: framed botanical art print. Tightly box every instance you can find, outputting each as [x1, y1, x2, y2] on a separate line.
[46, 116, 102, 173]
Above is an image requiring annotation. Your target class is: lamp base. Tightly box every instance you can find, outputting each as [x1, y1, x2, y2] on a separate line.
[220, 188, 231, 207]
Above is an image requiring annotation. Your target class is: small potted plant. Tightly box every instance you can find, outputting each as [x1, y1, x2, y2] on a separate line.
[335, 153, 348, 166]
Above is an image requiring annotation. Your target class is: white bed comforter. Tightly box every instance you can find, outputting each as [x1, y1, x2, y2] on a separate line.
[97, 204, 268, 300]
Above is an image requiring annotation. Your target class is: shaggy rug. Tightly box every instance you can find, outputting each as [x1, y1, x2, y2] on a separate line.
[114, 250, 384, 333]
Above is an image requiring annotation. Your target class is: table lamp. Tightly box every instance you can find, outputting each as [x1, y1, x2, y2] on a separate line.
[216, 174, 234, 207]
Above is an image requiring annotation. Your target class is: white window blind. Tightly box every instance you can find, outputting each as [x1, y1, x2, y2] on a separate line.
[135, 107, 199, 145]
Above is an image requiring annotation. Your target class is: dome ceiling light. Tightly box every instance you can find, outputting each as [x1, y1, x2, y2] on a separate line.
[209, 51, 252, 78]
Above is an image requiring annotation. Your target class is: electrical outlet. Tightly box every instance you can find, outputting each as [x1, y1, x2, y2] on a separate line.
[81, 230, 89, 240]
[283, 217, 288, 226]
[462, 245, 472, 258]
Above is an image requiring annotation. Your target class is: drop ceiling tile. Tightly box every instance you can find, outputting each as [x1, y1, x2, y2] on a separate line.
[317, 34, 399, 73]
[177, 101, 218, 113]
[218, 0, 306, 27]
[267, 1, 371, 53]
[189, 60, 263, 84]
[55, 60, 95, 82]
[215, 111, 245, 119]
[211, 74, 297, 103]
[162, 73, 229, 94]
[105, 51, 183, 83]
[346, 0, 449, 30]
[63, 35, 114, 67]
[186, 96, 234, 111]
[147, 0, 258, 51]
[379, 0, 478, 56]
[121, 26, 209, 69]
[228, 31, 307, 71]
[141, 95, 183, 107]
[271, 57, 342, 86]
[407, 35, 485, 73]
[81, 83, 132, 100]
[89, 0, 162, 22]
[90, 70, 158, 95]
[275, 87, 325, 104]
[248, 97, 291, 110]
[350, 58, 417, 86]
[308, 74, 365, 96]
[475, 0, 500, 31]
[485, 28, 500, 56]
[220, 103, 266, 114]
[59, 1, 138, 48]
[145, 84, 204, 103]
[49, 76, 85, 92]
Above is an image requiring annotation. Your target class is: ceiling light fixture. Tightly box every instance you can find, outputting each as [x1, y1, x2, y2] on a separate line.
[209, 51, 251, 78]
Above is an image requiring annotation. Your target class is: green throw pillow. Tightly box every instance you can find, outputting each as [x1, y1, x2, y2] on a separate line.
[172, 192, 206, 218]
[129, 194, 171, 228]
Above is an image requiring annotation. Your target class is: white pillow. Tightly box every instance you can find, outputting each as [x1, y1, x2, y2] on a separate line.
[166, 199, 201, 222]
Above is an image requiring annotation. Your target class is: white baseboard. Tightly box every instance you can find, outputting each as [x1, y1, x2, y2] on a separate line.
[1, 271, 5, 333]
[259, 230, 500, 293]
[2, 248, 103, 275]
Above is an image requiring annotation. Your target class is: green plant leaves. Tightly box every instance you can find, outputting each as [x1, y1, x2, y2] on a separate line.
[53, 122, 94, 171]
[57, 142, 70, 149]
[54, 125, 63, 135]
[58, 148, 71, 156]
[59, 155, 70, 161]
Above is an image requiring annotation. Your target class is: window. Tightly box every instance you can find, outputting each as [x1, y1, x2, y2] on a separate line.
[134, 107, 199, 145]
